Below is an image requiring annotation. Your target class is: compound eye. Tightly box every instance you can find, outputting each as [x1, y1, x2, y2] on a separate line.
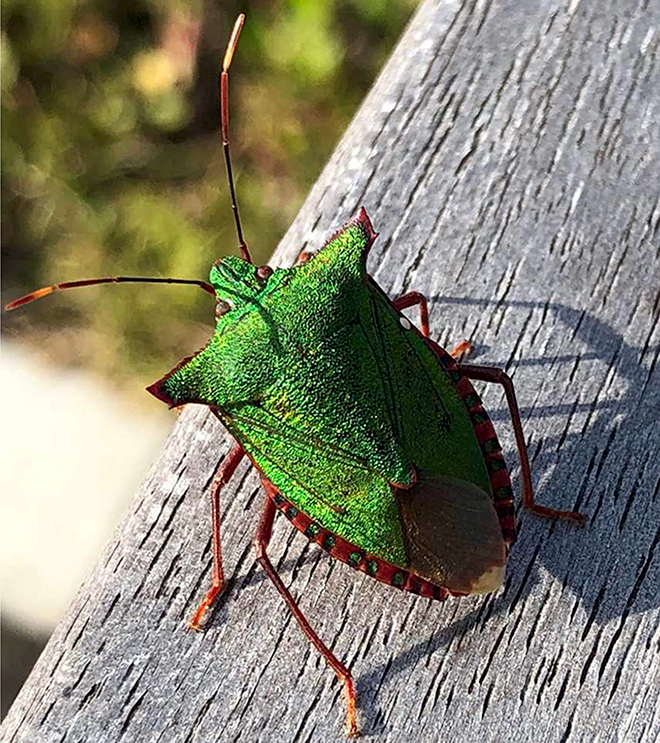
[215, 300, 231, 319]
[256, 265, 273, 282]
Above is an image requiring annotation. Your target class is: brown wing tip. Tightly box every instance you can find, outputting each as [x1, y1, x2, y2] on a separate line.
[468, 564, 506, 594]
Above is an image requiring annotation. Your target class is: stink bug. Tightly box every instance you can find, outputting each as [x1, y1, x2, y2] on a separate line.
[6, 15, 586, 737]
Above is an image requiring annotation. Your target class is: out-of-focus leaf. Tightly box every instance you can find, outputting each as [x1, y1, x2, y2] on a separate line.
[2, 0, 418, 394]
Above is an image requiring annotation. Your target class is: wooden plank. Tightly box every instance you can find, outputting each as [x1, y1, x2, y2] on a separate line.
[3, 0, 659, 740]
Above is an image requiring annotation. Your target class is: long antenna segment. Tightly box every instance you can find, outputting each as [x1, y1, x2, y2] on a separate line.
[4, 15, 253, 313]
[5, 277, 215, 311]
[221, 14, 252, 264]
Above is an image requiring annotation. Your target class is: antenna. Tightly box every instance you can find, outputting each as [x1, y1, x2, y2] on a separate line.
[221, 14, 252, 264]
[4, 16, 255, 312]
[5, 276, 215, 311]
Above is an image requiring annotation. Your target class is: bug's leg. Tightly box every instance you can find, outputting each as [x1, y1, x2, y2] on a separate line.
[254, 495, 360, 737]
[392, 293, 473, 356]
[392, 291, 430, 337]
[458, 364, 586, 526]
[295, 250, 314, 265]
[448, 340, 472, 360]
[188, 442, 246, 631]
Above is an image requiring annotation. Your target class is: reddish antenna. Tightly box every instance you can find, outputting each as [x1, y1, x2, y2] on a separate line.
[4, 15, 256, 312]
[5, 276, 215, 311]
[4, 15, 254, 312]
[221, 14, 252, 263]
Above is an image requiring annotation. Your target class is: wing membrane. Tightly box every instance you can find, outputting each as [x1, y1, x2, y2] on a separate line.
[397, 473, 506, 594]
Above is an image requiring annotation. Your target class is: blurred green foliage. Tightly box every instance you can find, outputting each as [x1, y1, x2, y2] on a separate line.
[2, 0, 417, 393]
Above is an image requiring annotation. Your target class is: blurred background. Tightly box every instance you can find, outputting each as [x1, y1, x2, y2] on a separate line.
[0, 0, 418, 718]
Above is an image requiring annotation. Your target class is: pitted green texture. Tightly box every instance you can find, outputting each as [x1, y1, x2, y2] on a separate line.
[158, 221, 490, 567]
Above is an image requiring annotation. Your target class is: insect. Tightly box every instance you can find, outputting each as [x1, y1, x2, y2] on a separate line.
[6, 15, 586, 737]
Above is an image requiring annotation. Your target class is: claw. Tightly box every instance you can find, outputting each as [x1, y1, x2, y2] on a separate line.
[187, 582, 223, 631]
[343, 676, 360, 737]
[449, 339, 473, 360]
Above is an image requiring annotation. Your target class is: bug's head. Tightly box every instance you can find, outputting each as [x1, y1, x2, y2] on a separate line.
[147, 256, 281, 410]
[209, 257, 275, 324]
[147, 207, 379, 411]
[209, 206, 378, 325]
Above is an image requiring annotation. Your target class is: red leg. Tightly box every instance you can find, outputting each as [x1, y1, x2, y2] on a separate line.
[448, 339, 472, 360]
[296, 250, 314, 265]
[254, 492, 359, 737]
[458, 364, 586, 526]
[393, 293, 473, 356]
[392, 291, 430, 337]
[188, 442, 246, 630]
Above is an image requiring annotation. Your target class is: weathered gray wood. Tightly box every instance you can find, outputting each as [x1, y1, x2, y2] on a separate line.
[3, 0, 659, 740]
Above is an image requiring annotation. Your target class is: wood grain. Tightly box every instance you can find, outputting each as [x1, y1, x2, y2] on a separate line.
[3, 0, 659, 740]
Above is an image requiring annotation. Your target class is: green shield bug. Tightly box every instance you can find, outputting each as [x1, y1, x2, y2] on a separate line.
[6, 14, 586, 737]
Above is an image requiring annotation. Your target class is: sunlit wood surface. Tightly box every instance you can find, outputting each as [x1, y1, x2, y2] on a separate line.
[3, 0, 659, 740]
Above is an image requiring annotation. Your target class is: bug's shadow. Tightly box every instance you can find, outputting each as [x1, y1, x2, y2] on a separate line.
[203, 291, 657, 650]
[193, 295, 657, 737]
[350, 294, 658, 735]
[430, 295, 659, 623]
[199, 295, 657, 627]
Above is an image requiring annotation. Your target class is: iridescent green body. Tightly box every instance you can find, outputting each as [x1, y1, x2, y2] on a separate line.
[152, 214, 501, 587]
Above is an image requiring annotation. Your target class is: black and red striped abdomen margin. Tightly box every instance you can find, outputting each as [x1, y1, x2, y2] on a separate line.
[260, 480, 452, 601]
[425, 338, 517, 545]
[258, 339, 516, 601]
